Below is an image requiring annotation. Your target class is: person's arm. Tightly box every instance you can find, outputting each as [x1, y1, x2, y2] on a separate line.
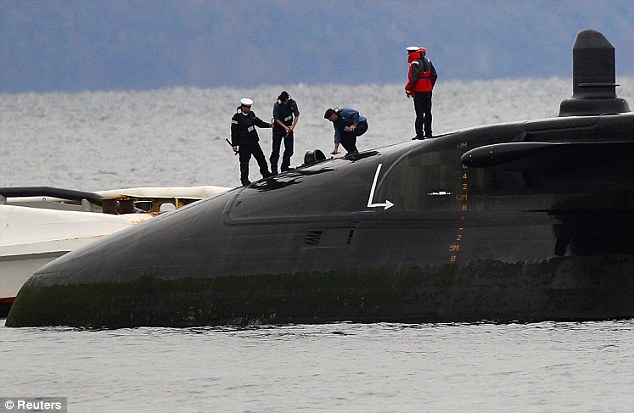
[272, 103, 279, 121]
[343, 109, 360, 131]
[273, 103, 287, 130]
[272, 104, 279, 125]
[290, 115, 299, 131]
[230, 117, 239, 152]
[290, 101, 300, 131]
[276, 119, 288, 130]
[405, 61, 420, 95]
[349, 110, 360, 125]
[332, 126, 341, 154]
[409, 61, 421, 87]
[254, 115, 273, 128]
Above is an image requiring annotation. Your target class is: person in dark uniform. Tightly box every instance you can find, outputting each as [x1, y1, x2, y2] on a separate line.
[270, 91, 300, 174]
[405, 46, 437, 140]
[230, 98, 273, 186]
[324, 107, 368, 155]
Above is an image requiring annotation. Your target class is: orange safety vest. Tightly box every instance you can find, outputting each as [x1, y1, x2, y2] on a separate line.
[405, 50, 435, 96]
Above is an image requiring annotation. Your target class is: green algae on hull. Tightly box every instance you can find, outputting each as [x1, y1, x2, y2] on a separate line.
[7, 257, 634, 328]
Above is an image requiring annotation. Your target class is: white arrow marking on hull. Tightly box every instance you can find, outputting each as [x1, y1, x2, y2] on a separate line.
[367, 163, 394, 210]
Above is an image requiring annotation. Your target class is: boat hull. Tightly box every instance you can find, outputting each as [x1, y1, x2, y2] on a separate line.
[0, 204, 154, 318]
[0, 251, 66, 317]
[0, 186, 230, 318]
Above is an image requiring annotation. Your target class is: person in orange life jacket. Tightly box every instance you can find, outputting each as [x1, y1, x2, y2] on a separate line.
[270, 91, 300, 174]
[405, 46, 437, 140]
[230, 98, 273, 186]
[324, 107, 368, 155]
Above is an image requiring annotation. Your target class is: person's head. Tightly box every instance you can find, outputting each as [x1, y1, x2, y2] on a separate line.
[278, 91, 290, 103]
[407, 46, 426, 63]
[406, 46, 420, 55]
[240, 97, 253, 113]
[407, 46, 426, 54]
[324, 108, 339, 122]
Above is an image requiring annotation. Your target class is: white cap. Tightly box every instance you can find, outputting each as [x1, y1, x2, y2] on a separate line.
[240, 98, 253, 106]
[406, 46, 420, 53]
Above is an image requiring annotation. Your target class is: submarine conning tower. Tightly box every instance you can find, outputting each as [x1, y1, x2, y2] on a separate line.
[559, 29, 630, 117]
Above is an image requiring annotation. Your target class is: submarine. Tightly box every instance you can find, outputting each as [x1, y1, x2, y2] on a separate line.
[7, 30, 634, 328]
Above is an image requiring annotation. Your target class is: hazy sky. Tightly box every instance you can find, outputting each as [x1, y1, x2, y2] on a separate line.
[1, 0, 633, 93]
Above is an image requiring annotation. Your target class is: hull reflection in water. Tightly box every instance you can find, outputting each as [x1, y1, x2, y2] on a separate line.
[7, 30, 634, 327]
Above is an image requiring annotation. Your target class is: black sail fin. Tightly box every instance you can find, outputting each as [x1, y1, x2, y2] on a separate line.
[559, 29, 630, 116]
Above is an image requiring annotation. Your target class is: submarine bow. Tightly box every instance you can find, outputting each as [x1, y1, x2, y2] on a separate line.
[7, 30, 634, 328]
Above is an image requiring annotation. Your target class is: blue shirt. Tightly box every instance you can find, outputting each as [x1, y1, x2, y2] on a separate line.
[273, 99, 300, 122]
[333, 108, 366, 144]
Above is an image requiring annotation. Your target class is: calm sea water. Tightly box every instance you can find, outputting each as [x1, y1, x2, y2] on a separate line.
[2, 79, 634, 412]
[3, 77, 618, 190]
[2, 320, 633, 412]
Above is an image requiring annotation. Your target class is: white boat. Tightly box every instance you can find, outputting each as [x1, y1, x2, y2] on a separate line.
[0, 186, 230, 316]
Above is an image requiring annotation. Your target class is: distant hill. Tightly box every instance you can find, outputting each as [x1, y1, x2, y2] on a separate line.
[1, 0, 633, 93]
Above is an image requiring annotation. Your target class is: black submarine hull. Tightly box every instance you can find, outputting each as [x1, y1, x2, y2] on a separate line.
[7, 116, 634, 327]
[6, 30, 634, 327]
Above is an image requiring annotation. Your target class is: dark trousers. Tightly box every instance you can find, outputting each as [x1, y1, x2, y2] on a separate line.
[238, 142, 270, 185]
[270, 129, 294, 173]
[414, 93, 433, 137]
[340, 120, 368, 154]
